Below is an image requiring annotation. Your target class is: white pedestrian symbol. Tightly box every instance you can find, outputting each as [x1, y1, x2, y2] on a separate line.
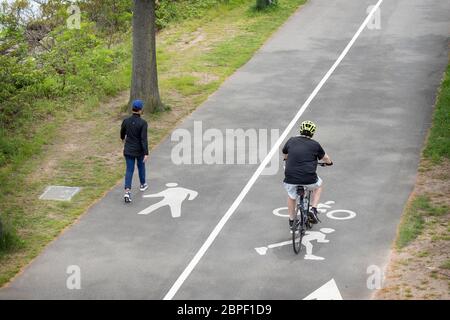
[138, 183, 198, 218]
[303, 228, 335, 260]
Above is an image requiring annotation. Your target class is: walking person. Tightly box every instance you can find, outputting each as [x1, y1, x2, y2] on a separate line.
[121, 99, 149, 203]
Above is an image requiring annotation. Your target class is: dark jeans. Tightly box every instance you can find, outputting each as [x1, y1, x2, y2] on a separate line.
[124, 155, 146, 190]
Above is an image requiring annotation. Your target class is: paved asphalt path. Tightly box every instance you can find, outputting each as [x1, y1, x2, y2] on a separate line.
[1, 0, 449, 300]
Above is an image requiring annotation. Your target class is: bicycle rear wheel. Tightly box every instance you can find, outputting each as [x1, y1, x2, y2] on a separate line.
[292, 210, 303, 254]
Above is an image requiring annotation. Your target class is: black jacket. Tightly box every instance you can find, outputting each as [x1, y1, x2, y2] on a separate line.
[120, 114, 149, 157]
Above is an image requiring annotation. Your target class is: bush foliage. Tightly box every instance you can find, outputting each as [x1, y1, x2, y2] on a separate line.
[0, 0, 236, 167]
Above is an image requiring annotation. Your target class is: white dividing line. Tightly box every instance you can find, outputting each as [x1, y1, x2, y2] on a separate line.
[163, 0, 383, 300]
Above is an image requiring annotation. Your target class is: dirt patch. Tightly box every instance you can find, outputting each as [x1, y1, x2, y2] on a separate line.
[27, 159, 57, 183]
[171, 29, 206, 52]
[376, 222, 450, 299]
[191, 72, 220, 85]
[375, 159, 450, 300]
[165, 22, 240, 54]
[180, 31, 205, 50]
[26, 91, 128, 186]
[416, 159, 450, 206]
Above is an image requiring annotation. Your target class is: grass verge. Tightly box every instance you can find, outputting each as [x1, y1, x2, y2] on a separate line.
[0, 0, 306, 287]
[396, 195, 448, 248]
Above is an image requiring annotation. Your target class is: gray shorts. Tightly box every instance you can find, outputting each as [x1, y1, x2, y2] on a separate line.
[284, 177, 323, 200]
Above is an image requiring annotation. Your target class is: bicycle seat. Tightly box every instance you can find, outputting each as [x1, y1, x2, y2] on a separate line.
[296, 186, 305, 195]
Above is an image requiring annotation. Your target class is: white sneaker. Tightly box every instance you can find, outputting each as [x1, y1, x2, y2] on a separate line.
[139, 183, 148, 192]
[124, 192, 132, 203]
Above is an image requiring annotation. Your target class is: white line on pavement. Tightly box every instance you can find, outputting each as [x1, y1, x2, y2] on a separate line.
[163, 0, 384, 300]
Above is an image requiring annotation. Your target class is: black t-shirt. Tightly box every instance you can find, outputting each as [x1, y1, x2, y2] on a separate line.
[282, 136, 325, 185]
[120, 114, 149, 157]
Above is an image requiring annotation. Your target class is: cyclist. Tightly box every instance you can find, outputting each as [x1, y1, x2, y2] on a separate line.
[121, 99, 149, 203]
[282, 120, 332, 229]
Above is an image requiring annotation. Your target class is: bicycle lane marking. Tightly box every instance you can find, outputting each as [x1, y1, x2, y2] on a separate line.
[255, 201, 357, 259]
[163, 0, 384, 300]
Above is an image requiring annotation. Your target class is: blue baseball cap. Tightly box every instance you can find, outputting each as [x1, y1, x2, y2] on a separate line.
[132, 99, 144, 110]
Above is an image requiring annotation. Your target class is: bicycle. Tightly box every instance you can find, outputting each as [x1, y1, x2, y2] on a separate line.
[292, 162, 333, 254]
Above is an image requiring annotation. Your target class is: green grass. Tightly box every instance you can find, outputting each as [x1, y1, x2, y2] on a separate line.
[0, 220, 22, 255]
[431, 234, 450, 242]
[396, 196, 448, 248]
[414, 196, 448, 217]
[416, 250, 430, 258]
[0, 0, 307, 287]
[396, 197, 427, 249]
[423, 64, 450, 161]
[440, 259, 450, 270]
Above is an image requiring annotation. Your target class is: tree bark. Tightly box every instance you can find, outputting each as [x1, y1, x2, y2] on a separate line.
[130, 0, 162, 113]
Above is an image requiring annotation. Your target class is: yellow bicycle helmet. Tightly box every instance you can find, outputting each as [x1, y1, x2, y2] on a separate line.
[300, 120, 317, 136]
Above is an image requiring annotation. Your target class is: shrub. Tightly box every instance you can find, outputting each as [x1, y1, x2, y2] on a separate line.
[0, 214, 21, 253]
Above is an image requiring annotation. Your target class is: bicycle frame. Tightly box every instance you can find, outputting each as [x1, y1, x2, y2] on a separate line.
[297, 186, 311, 228]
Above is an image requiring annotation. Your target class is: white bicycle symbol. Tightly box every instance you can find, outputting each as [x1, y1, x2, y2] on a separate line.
[272, 201, 356, 221]
[257, 201, 357, 260]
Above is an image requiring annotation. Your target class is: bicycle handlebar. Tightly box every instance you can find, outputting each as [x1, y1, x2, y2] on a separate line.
[318, 162, 333, 167]
[283, 159, 333, 167]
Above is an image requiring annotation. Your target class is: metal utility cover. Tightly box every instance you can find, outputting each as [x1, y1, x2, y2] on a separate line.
[39, 186, 81, 201]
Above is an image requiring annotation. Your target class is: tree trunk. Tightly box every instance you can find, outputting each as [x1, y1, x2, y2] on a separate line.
[130, 0, 162, 113]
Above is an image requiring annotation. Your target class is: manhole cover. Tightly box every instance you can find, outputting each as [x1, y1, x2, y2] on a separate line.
[39, 186, 81, 201]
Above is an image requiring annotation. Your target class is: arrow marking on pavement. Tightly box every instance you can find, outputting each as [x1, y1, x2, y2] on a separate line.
[303, 279, 343, 300]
